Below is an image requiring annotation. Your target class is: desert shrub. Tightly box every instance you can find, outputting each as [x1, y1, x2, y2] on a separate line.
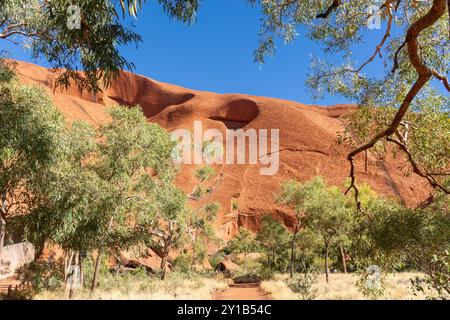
[284, 267, 319, 300]
[258, 265, 275, 280]
[353, 197, 450, 299]
[233, 260, 262, 283]
[410, 250, 450, 300]
[173, 253, 195, 273]
[97, 266, 149, 293]
[204, 202, 220, 220]
[224, 229, 259, 255]
[355, 266, 388, 299]
[16, 260, 64, 294]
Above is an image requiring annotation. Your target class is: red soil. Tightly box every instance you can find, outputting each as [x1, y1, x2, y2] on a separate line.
[12, 60, 431, 239]
[214, 283, 272, 300]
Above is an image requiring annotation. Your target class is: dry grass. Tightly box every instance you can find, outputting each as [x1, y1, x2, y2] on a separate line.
[25, 272, 430, 300]
[34, 273, 230, 300]
[261, 272, 427, 300]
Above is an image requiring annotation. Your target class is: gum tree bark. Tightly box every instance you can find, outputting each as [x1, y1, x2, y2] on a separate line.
[324, 238, 330, 283]
[339, 242, 347, 274]
[0, 191, 7, 254]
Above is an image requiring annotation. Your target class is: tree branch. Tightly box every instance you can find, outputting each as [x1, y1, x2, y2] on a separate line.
[316, 0, 342, 19]
[345, 0, 448, 208]
[431, 69, 450, 92]
[386, 135, 449, 194]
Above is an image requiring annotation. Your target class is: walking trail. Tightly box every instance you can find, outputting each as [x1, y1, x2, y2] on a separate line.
[213, 283, 272, 300]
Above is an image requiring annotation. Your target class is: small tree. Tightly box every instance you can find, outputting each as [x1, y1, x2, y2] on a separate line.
[256, 214, 290, 272]
[279, 177, 353, 281]
[188, 166, 216, 200]
[277, 180, 312, 278]
[187, 202, 220, 267]
[295, 177, 352, 283]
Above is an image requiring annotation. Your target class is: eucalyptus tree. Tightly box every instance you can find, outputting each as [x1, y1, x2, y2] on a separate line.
[350, 194, 450, 299]
[285, 177, 352, 283]
[277, 180, 312, 278]
[278, 177, 352, 277]
[249, 0, 449, 206]
[143, 166, 221, 279]
[139, 175, 187, 279]
[256, 214, 290, 271]
[0, 0, 200, 92]
[20, 121, 105, 298]
[0, 66, 64, 256]
[19, 104, 179, 293]
[89, 105, 177, 289]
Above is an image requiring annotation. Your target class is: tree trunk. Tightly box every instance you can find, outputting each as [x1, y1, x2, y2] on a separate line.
[339, 242, 347, 274]
[160, 224, 174, 280]
[64, 251, 74, 283]
[289, 230, 298, 278]
[160, 252, 168, 280]
[91, 248, 103, 293]
[68, 251, 79, 299]
[324, 240, 329, 283]
[0, 217, 5, 253]
[79, 252, 84, 288]
[0, 191, 7, 254]
[34, 239, 46, 260]
[91, 217, 114, 293]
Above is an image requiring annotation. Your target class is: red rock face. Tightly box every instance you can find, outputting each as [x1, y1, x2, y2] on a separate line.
[13, 60, 431, 239]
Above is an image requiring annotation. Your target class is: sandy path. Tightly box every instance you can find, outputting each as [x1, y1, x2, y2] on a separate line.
[214, 283, 272, 300]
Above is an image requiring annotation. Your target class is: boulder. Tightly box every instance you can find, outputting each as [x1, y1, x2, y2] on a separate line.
[232, 253, 264, 264]
[0, 242, 35, 280]
[118, 248, 171, 274]
[216, 260, 240, 274]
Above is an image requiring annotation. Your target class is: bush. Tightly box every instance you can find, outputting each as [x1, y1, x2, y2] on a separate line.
[355, 265, 387, 299]
[224, 229, 259, 255]
[173, 254, 194, 273]
[16, 260, 64, 294]
[410, 250, 450, 300]
[284, 267, 319, 300]
[258, 265, 275, 280]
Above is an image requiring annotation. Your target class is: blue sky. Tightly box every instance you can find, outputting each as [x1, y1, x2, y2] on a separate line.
[0, 0, 392, 105]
